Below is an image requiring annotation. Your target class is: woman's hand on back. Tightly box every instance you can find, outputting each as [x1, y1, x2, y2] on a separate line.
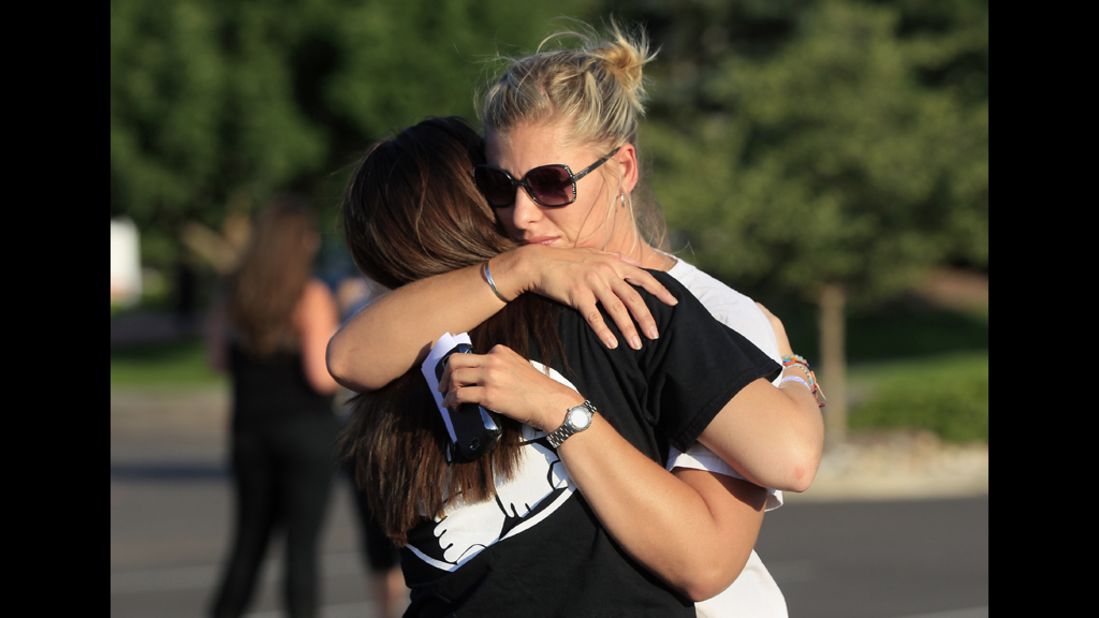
[506, 245, 678, 351]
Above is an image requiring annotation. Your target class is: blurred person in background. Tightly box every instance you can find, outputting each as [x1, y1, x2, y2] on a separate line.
[329, 21, 824, 617]
[334, 270, 409, 618]
[205, 195, 342, 618]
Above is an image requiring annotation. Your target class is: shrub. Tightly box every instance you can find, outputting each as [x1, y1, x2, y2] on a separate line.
[848, 353, 988, 443]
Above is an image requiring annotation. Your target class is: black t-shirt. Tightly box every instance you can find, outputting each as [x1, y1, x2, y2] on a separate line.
[228, 339, 335, 430]
[401, 270, 781, 617]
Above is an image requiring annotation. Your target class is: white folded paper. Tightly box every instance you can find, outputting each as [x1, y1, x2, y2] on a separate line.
[420, 332, 471, 445]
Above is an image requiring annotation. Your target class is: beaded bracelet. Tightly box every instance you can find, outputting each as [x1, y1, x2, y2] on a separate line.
[780, 356, 827, 408]
[782, 353, 812, 369]
[480, 261, 510, 303]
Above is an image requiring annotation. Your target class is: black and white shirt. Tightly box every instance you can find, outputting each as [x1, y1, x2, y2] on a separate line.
[401, 270, 781, 617]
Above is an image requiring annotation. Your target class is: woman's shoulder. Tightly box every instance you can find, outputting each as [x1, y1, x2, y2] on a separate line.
[662, 258, 780, 360]
[628, 267, 768, 356]
[666, 257, 757, 308]
[638, 268, 726, 334]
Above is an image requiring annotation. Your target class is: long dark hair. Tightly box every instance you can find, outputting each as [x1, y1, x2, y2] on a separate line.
[339, 117, 563, 544]
[227, 196, 319, 356]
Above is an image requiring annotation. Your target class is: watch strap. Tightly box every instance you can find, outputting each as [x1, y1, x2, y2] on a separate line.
[546, 399, 596, 449]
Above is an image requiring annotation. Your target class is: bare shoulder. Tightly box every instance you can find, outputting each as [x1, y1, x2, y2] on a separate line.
[303, 278, 335, 299]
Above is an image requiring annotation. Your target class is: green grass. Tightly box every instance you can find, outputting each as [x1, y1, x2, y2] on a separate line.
[111, 337, 227, 390]
[847, 351, 988, 443]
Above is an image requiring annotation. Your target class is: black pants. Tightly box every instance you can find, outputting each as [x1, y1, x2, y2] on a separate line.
[210, 414, 340, 618]
[343, 458, 400, 572]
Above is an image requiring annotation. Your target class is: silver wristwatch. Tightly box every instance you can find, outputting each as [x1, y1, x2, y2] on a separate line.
[546, 399, 597, 449]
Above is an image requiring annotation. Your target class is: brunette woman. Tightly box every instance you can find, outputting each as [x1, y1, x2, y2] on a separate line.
[206, 197, 341, 618]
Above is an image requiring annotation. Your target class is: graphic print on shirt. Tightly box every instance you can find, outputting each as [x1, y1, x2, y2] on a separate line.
[404, 361, 577, 572]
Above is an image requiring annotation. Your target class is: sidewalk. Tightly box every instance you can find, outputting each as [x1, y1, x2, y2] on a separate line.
[786, 430, 988, 504]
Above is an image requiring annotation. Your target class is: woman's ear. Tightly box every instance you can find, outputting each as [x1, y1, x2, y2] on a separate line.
[616, 143, 640, 194]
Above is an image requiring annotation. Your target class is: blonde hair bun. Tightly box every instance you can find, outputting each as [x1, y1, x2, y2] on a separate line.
[589, 21, 653, 113]
[481, 19, 658, 147]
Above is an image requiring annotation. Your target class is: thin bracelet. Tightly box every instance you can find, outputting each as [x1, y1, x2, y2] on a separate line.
[783, 373, 827, 409]
[481, 261, 510, 303]
[781, 362, 827, 408]
[780, 375, 812, 391]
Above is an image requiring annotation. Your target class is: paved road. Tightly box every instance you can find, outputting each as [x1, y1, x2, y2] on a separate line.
[111, 387, 987, 617]
[755, 498, 987, 618]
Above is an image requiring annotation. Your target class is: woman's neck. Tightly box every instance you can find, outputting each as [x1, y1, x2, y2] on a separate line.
[641, 244, 677, 271]
[599, 213, 676, 271]
[619, 239, 675, 272]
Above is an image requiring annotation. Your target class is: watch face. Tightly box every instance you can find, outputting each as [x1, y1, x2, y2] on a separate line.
[567, 406, 592, 430]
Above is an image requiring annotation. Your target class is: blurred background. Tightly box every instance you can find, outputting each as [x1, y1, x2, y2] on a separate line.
[111, 1, 987, 617]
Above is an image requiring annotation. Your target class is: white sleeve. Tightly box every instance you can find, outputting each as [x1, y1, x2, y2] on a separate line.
[667, 444, 784, 512]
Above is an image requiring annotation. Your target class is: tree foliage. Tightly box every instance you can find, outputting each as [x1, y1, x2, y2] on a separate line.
[615, 0, 987, 304]
[111, 0, 596, 268]
[112, 0, 986, 300]
[604, 0, 986, 445]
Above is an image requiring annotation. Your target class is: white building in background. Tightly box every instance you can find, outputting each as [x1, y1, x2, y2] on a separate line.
[111, 218, 142, 306]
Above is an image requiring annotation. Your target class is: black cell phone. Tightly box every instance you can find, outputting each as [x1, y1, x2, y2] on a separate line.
[435, 343, 502, 463]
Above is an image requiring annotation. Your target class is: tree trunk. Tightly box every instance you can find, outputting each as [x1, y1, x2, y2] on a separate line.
[818, 283, 847, 450]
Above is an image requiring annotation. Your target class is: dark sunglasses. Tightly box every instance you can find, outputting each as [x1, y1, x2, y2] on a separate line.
[474, 146, 622, 208]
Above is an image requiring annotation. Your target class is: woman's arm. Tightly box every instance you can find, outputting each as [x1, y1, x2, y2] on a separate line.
[325, 244, 678, 392]
[563, 417, 768, 601]
[696, 303, 825, 492]
[440, 344, 767, 601]
[697, 374, 823, 493]
[294, 278, 341, 395]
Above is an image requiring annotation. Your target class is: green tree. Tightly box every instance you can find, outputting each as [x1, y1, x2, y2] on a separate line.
[111, 0, 229, 267]
[111, 0, 333, 275]
[891, 0, 988, 269]
[112, 0, 598, 276]
[616, 0, 987, 446]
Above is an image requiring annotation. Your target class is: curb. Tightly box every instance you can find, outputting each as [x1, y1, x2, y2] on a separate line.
[786, 433, 988, 503]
